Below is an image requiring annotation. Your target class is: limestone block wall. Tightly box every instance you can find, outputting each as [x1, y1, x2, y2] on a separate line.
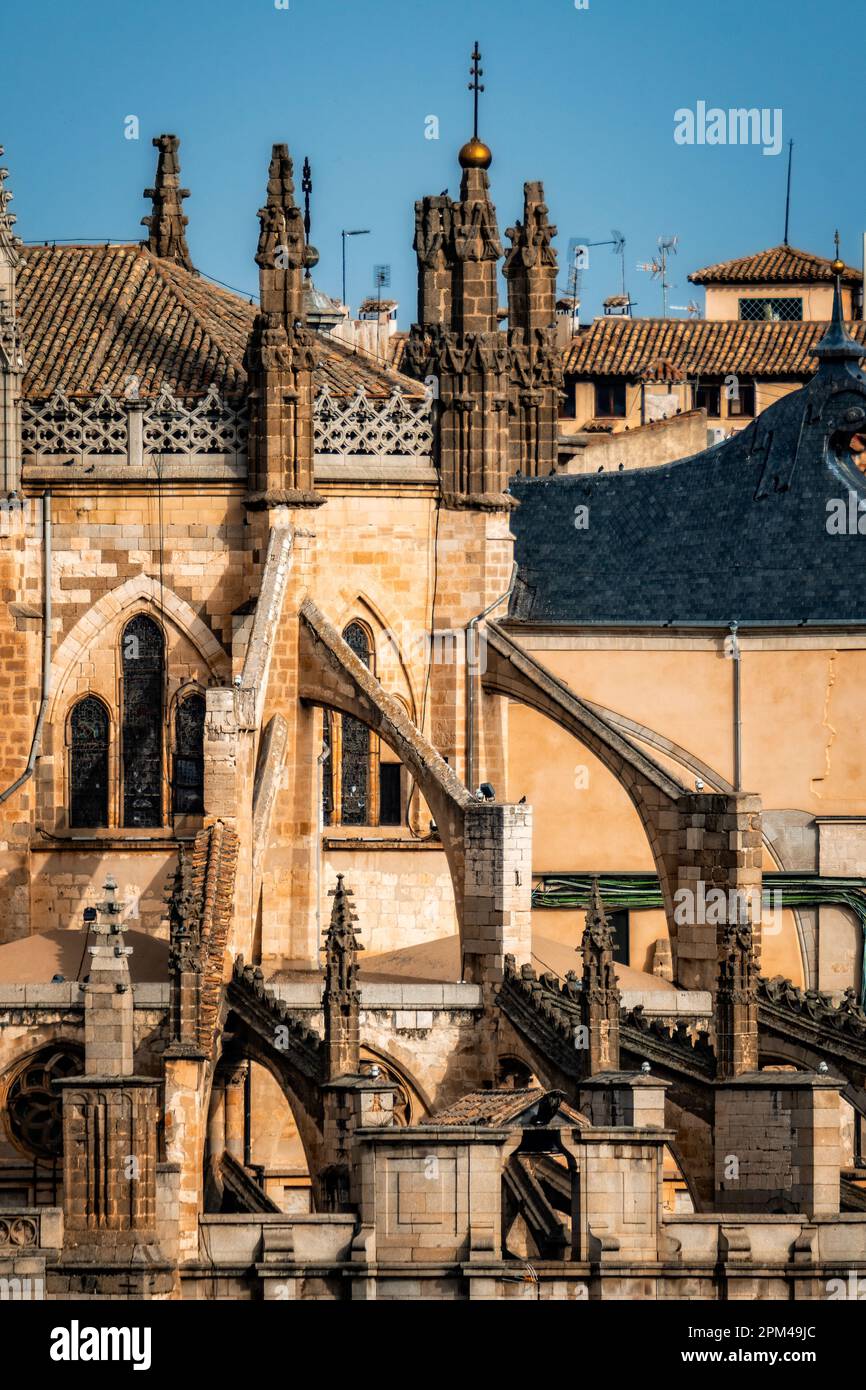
[714, 1075, 841, 1216]
[320, 845, 457, 956]
[29, 846, 175, 936]
[354, 1128, 505, 1264]
[0, 499, 43, 945]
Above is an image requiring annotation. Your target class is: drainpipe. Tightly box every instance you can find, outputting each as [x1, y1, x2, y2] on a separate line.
[315, 741, 331, 952]
[465, 562, 518, 795]
[729, 620, 742, 792]
[0, 491, 51, 804]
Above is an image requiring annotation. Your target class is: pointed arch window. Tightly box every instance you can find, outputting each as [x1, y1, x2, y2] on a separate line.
[320, 621, 406, 829]
[69, 696, 109, 828]
[173, 692, 205, 814]
[340, 623, 372, 826]
[122, 614, 165, 828]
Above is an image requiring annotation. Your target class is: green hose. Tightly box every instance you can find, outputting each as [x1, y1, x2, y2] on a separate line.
[531, 872, 866, 1005]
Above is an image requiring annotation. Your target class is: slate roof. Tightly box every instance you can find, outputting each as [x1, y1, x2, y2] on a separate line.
[18, 244, 424, 400]
[510, 306, 866, 627]
[689, 243, 862, 287]
[561, 315, 866, 380]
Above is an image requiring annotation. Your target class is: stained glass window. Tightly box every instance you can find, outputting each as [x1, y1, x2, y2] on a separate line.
[6, 1047, 83, 1160]
[173, 693, 205, 814]
[321, 713, 334, 827]
[122, 614, 165, 828]
[341, 623, 371, 826]
[70, 696, 109, 828]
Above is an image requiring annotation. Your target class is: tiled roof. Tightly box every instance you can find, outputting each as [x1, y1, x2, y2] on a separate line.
[423, 1087, 586, 1128]
[18, 244, 423, 400]
[689, 243, 862, 286]
[561, 315, 866, 380]
[509, 343, 866, 627]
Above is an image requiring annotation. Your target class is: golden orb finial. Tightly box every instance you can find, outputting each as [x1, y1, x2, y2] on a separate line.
[458, 135, 493, 170]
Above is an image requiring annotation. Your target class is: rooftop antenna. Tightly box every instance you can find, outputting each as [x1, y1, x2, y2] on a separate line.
[469, 41, 484, 140]
[671, 299, 701, 319]
[564, 236, 590, 336]
[783, 140, 793, 247]
[373, 263, 391, 360]
[302, 157, 313, 280]
[638, 235, 678, 318]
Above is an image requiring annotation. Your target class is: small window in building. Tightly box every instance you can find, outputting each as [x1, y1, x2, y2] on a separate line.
[561, 374, 577, 420]
[693, 381, 722, 417]
[606, 909, 630, 966]
[379, 762, 402, 826]
[738, 297, 802, 323]
[728, 379, 756, 418]
[595, 379, 627, 418]
[173, 693, 205, 815]
[70, 696, 109, 828]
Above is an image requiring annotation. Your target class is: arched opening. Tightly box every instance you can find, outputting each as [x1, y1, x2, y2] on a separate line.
[69, 696, 110, 828]
[121, 614, 165, 828]
[173, 691, 205, 815]
[204, 1054, 316, 1215]
[0, 1043, 84, 1207]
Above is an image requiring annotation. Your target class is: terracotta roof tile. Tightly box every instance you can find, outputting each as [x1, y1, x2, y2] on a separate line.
[423, 1087, 587, 1128]
[18, 244, 423, 401]
[689, 243, 862, 286]
[561, 315, 866, 380]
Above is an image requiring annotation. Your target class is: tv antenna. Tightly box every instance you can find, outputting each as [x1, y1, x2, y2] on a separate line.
[563, 236, 590, 335]
[671, 298, 700, 319]
[562, 231, 628, 331]
[637, 235, 679, 318]
[783, 139, 793, 246]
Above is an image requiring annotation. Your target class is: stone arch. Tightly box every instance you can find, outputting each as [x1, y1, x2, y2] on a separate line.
[48, 573, 229, 719]
[299, 597, 474, 922]
[333, 590, 421, 721]
[482, 621, 686, 928]
[209, 1020, 325, 1202]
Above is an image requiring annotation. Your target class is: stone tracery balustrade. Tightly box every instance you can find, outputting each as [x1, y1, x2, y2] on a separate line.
[21, 386, 248, 461]
[313, 384, 433, 458]
[21, 389, 127, 456]
[142, 387, 248, 455]
[21, 383, 433, 464]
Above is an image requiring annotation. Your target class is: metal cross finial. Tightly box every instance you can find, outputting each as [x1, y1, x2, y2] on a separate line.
[302, 157, 312, 242]
[468, 42, 484, 140]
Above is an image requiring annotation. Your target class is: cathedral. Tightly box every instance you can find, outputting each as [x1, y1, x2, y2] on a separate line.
[1, 60, 866, 1301]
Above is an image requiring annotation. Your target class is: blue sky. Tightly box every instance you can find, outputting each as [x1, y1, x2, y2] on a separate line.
[1, 0, 861, 323]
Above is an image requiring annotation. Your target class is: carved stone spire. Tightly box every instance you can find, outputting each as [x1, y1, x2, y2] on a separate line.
[579, 878, 621, 1074]
[504, 181, 562, 479]
[255, 143, 318, 327]
[322, 874, 363, 1079]
[0, 150, 24, 493]
[504, 182, 558, 332]
[141, 134, 193, 271]
[244, 143, 321, 506]
[716, 917, 759, 1079]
